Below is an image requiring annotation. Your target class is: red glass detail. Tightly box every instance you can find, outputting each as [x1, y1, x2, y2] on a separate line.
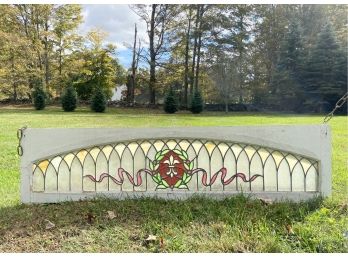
[157, 150, 186, 188]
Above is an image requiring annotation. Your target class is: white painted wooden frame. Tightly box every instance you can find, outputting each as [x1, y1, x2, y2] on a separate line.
[20, 125, 331, 203]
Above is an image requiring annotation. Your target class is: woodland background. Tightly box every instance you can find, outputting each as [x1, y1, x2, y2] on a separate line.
[0, 4, 346, 113]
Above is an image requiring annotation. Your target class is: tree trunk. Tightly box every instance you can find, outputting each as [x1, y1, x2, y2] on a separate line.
[57, 37, 63, 97]
[11, 53, 17, 102]
[149, 4, 157, 105]
[129, 23, 138, 106]
[190, 5, 199, 97]
[44, 19, 50, 95]
[183, 7, 192, 108]
[194, 5, 204, 92]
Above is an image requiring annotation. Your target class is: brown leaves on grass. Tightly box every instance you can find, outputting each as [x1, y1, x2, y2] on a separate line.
[86, 213, 96, 224]
[44, 219, 55, 230]
[106, 210, 116, 220]
[286, 224, 294, 235]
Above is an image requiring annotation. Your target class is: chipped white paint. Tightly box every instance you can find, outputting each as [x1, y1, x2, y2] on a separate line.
[20, 125, 331, 203]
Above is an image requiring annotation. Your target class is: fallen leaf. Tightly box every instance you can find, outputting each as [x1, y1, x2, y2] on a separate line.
[129, 234, 140, 241]
[259, 198, 273, 205]
[286, 224, 294, 235]
[44, 219, 55, 230]
[106, 210, 116, 220]
[145, 234, 157, 242]
[160, 237, 164, 248]
[86, 213, 96, 224]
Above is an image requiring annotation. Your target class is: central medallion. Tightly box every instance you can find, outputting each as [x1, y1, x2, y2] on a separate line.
[157, 150, 186, 188]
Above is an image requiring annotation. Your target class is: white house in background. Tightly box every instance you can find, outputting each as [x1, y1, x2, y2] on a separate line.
[110, 84, 127, 101]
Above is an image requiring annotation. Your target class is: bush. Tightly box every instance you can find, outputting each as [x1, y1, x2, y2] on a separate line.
[164, 87, 178, 114]
[191, 90, 204, 114]
[61, 85, 77, 112]
[91, 87, 107, 113]
[32, 86, 46, 110]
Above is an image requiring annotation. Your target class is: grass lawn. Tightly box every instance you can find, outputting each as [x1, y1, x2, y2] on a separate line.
[0, 105, 347, 252]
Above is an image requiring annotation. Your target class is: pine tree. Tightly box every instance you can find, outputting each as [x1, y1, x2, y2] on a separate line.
[91, 87, 107, 113]
[191, 90, 204, 114]
[304, 23, 347, 110]
[61, 85, 77, 112]
[32, 85, 46, 110]
[164, 87, 178, 114]
[271, 19, 305, 110]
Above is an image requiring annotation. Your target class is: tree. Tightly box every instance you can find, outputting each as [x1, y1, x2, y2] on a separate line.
[126, 23, 142, 106]
[53, 4, 83, 96]
[211, 53, 238, 112]
[191, 90, 203, 113]
[91, 86, 106, 113]
[164, 87, 178, 113]
[32, 83, 46, 110]
[132, 4, 177, 105]
[193, 5, 207, 92]
[75, 29, 122, 101]
[271, 19, 305, 111]
[182, 5, 193, 108]
[304, 22, 347, 110]
[61, 84, 77, 111]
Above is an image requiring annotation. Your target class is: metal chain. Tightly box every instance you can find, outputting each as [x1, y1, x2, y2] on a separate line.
[323, 92, 348, 123]
[17, 126, 27, 156]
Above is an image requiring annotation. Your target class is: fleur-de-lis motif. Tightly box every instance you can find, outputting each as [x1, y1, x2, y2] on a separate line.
[163, 155, 180, 177]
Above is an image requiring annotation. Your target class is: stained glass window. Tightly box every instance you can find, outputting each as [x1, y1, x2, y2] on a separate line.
[32, 139, 319, 193]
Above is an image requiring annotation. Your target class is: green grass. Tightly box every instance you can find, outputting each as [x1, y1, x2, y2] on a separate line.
[0, 105, 347, 252]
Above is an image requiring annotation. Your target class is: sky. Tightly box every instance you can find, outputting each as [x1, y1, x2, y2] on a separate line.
[78, 4, 148, 68]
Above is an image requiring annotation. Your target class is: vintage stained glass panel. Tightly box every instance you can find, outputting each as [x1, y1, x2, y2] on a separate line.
[32, 139, 320, 194]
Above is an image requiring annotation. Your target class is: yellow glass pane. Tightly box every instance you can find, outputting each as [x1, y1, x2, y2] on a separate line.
[140, 141, 152, 155]
[192, 140, 203, 154]
[115, 143, 126, 157]
[51, 156, 63, 170]
[244, 146, 256, 160]
[38, 160, 49, 173]
[127, 142, 139, 156]
[204, 141, 216, 156]
[285, 154, 298, 171]
[77, 150, 88, 164]
[231, 144, 243, 158]
[153, 140, 165, 151]
[64, 153, 75, 168]
[272, 151, 284, 168]
[178, 140, 190, 151]
[166, 140, 177, 150]
[90, 147, 100, 161]
[217, 142, 229, 156]
[258, 148, 270, 164]
[300, 159, 312, 173]
[102, 145, 113, 159]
